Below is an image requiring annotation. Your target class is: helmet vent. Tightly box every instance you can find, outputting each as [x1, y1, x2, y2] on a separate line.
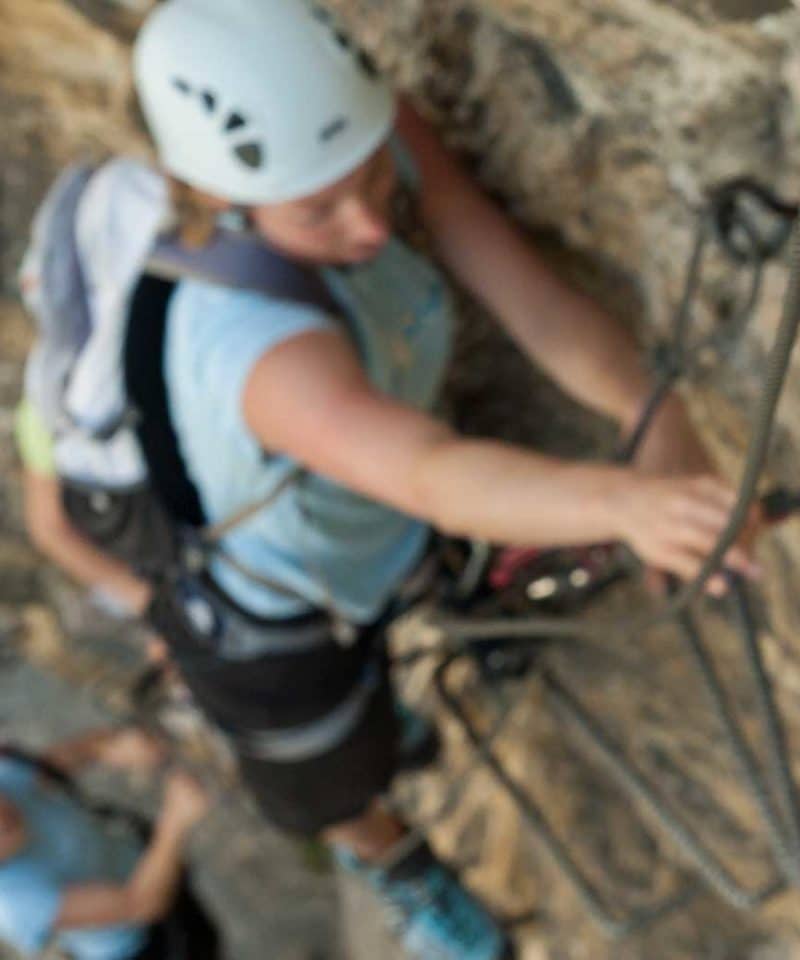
[357, 50, 378, 80]
[234, 143, 264, 170]
[320, 116, 349, 143]
[308, 3, 380, 82]
[334, 30, 351, 50]
[310, 4, 332, 22]
[171, 77, 192, 95]
[169, 79, 264, 170]
[225, 112, 248, 133]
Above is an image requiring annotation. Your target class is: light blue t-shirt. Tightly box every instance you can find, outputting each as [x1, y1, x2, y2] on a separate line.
[0, 757, 145, 960]
[166, 230, 454, 623]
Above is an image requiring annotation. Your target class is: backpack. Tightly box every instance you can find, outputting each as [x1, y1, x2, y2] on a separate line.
[19, 158, 340, 581]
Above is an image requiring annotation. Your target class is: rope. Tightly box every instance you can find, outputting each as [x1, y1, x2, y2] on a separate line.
[429, 196, 800, 649]
[421, 180, 800, 937]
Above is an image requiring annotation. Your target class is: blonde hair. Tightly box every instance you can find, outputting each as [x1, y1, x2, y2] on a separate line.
[168, 178, 219, 248]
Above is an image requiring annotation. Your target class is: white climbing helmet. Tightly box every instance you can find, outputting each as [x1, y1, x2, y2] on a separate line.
[133, 0, 395, 205]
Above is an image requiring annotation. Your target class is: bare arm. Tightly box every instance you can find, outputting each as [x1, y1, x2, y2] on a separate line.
[242, 331, 753, 584]
[396, 102, 727, 489]
[396, 102, 650, 432]
[23, 470, 152, 617]
[43, 728, 165, 779]
[42, 731, 115, 778]
[54, 772, 207, 931]
[55, 817, 186, 929]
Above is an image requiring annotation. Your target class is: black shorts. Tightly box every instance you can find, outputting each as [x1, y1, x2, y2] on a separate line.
[236, 659, 398, 835]
[149, 577, 400, 837]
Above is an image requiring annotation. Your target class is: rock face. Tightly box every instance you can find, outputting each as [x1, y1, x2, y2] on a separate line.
[3, 1, 800, 959]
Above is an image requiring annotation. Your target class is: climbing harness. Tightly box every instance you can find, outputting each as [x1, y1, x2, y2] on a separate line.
[400, 179, 800, 935]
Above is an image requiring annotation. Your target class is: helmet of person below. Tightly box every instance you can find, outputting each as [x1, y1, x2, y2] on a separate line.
[133, 0, 395, 206]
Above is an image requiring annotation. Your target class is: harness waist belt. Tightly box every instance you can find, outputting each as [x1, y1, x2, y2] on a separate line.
[173, 575, 335, 659]
[228, 664, 380, 762]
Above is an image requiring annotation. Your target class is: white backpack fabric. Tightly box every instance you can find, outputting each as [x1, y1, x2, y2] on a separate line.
[20, 157, 340, 492]
[21, 158, 171, 489]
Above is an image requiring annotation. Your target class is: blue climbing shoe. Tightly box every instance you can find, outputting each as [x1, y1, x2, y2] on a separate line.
[337, 836, 513, 960]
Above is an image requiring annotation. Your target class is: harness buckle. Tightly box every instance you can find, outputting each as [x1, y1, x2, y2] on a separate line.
[332, 616, 358, 648]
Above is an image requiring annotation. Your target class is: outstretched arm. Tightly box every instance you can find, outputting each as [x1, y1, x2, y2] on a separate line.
[54, 771, 208, 930]
[396, 102, 712, 478]
[396, 101, 649, 430]
[242, 329, 754, 589]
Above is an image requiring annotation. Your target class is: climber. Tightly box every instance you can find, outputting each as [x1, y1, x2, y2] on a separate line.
[129, 2, 762, 955]
[0, 726, 217, 960]
[16, 391, 193, 717]
[17, 0, 762, 956]
[16, 397, 156, 620]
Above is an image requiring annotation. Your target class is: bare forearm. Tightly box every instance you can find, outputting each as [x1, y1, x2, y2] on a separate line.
[412, 434, 756, 593]
[55, 815, 190, 930]
[23, 471, 151, 615]
[44, 731, 112, 776]
[399, 103, 650, 426]
[414, 436, 629, 546]
[125, 814, 188, 924]
[35, 525, 151, 614]
[477, 246, 648, 429]
[433, 190, 648, 426]
[55, 769, 207, 934]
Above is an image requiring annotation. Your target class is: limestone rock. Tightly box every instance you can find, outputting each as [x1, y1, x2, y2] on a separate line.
[4, 2, 800, 959]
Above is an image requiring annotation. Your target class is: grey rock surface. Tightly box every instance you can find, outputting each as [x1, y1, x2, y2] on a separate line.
[0, 649, 345, 960]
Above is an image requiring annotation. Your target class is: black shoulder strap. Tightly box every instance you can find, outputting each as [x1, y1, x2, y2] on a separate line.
[125, 274, 206, 528]
[136, 228, 347, 599]
[131, 227, 349, 537]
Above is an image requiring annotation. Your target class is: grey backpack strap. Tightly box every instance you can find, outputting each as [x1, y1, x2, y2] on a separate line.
[146, 228, 341, 315]
[179, 466, 310, 602]
[201, 466, 303, 547]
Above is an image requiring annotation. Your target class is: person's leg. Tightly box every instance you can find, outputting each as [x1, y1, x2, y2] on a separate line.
[152, 588, 509, 958]
[325, 802, 514, 960]
[323, 799, 405, 860]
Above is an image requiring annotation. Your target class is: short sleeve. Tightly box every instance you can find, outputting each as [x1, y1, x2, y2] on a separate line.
[0, 858, 61, 953]
[14, 398, 56, 475]
[168, 281, 338, 446]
